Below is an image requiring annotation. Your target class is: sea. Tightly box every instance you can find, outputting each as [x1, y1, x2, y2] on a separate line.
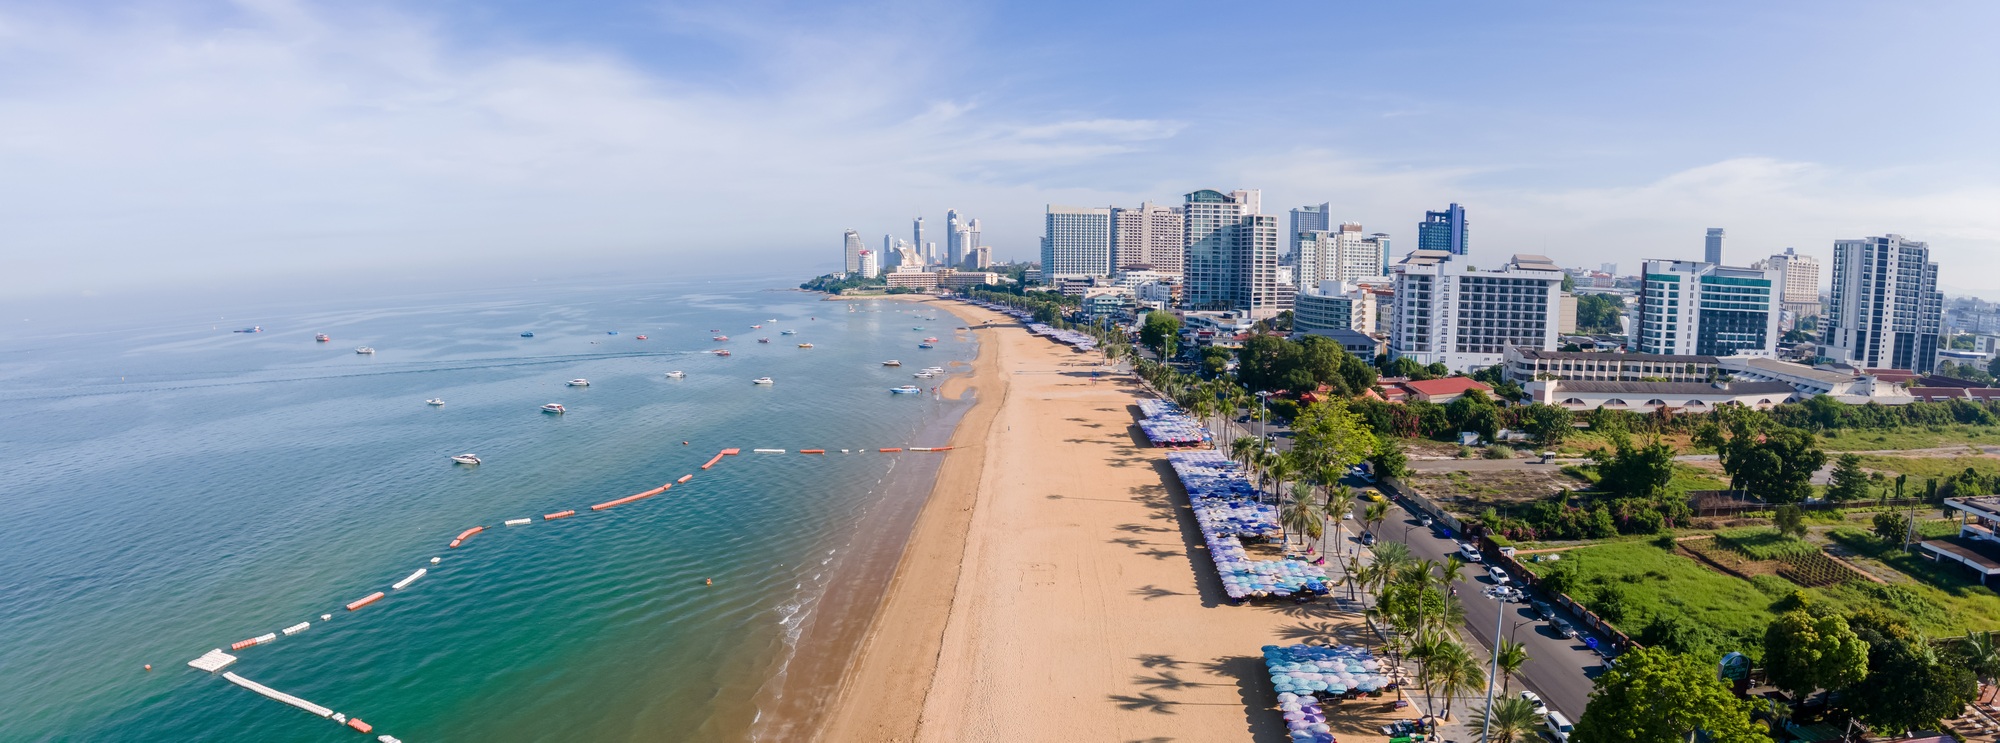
[0, 276, 976, 742]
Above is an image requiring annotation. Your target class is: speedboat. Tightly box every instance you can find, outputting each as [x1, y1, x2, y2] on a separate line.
[714, 349, 731, 357]
[923, 337, 938, 342]
[426, 398, 445, 406]
[882, 360, 902, 366]
[713, 335, 729, 341]
[356, 347, 375, 354]
[521, 331, 534, 337]
[911, 327, 924, 331]
[914, 372, 934, 379]
[450, 454, 481, 465]
[751, 324, 762, 329]
[606, 331, 618, 335]
[665, 370, 686, 379]
[234, 326, 262, 333]
[314, 333, 330, 342]
[636, 335, 647, 340]
[541, 403, 566, 414]
[890, 385, 921, 394]
[567, 379, 589, 387]
[917, 342, 934, 349]
[781, 329, 798, 335]
[768, 318, 777, 323]
[758, 337, 771, 343]
[752, 377, 774, 385]
[797, 343, 813, 349]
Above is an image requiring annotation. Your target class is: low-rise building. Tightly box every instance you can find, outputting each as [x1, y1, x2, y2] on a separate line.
[1503, 347, 1720, 384]
[1382, 377, 1492, 405]
[1524, 379, 1798, 412]
[1925, 497, 2000, 586]
[885, 266, 939, 290]
[1716, 356, 1873, 397]
[1294, 327, 1383, 359]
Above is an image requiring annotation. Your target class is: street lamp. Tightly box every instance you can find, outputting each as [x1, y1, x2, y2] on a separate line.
[1254, 390, 1273, 450]
[1479, 587, 1506, 743]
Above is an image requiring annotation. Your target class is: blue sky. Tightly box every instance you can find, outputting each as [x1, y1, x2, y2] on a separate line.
[3, 0, 1998, 300]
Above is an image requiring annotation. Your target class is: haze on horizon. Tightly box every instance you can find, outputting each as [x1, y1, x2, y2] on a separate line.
[3, 0, 1998, 301]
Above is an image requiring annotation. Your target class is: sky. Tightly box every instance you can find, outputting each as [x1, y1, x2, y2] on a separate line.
[3, 0, 1999, 303]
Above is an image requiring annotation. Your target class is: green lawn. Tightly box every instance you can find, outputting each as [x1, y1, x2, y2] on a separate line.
[1819, 425, 2000, 452]
[1521, 540, 1777, 645]
[1853, 455, 2000, 481]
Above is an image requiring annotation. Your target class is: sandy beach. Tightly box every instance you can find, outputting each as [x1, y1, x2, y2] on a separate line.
[818, 299, 1414, 743]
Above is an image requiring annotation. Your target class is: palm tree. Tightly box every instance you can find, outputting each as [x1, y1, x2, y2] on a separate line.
[1280, 490, 1321, 551]
[1441, 554, 1469, 588]
[1957, 631, 2000, 687]
[1266, 453, 1296, 506]
[1495, 639, 1531, 695]
[1323, 485, 1356, 558]
[1363, 499, 1390, 537]
[1405, 630, 1450, 712]
[1466, 696, 1543, 742]
[1431, 642, 1488, 719]
[1371, 541, 1413, 573]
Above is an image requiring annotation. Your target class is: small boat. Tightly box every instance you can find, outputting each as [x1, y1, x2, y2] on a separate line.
[911, 327, 924, 331]
[758, 337, 771, 343]
[665, 370, 686, 379]
[426, 398, 445, 406]
[917, 342, 935, 349]
[607, 331, 618, 335]
[781, 329, 798, 335]
[751, 324, 763, 329]
[356, 347, 375, 354]
[541, 403, 566, 414]
[914, 372, 934, 379]
[797, 343, 813, 349]
[714, 349, 731, 357]
[713, 335, 729, 341]
[890, 385, 922, 394]
[314, 333, 330, 342]
[234, 326, 263, 333]
[567, 379, 589, 387]
[882, 360, 902, 367]
[450, 454, 481, 465]
[521, 332, 534, 337]
[768, 318, 777, 323]
[923, 337, 938, 342]
[636, 335, 648, 340]
[752, 377, 774, 385]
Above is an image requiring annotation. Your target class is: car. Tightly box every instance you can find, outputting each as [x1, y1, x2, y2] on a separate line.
[1363, 492, 1385, 502]
[1342, 512, 1353, 520]
[1458, 542, 1483, 562]
[1360, 531, 1377, 546]
[1419, 516, 1435, 527]
[1519, 691, 1548, 717]
[1487, 566, 1511, 585]
[1532, 600, 1556, 620]
[1546, 711, 1574, 742]
[1550, 618, 1577, 638]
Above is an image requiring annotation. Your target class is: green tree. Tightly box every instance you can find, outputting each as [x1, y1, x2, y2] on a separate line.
[1574, 647, 1770, 743]
[1591, 435, 1677, 500]
[1723, 425, 1826, 504]
[1370, 435, 1410, 479]
[1468, 696, 1544, 743]
[1772, 504, 1807, 539]
[1495, 638, 1530, 694]
[1363, 499, 1390, 536]
[1139, 311, 1180, 359]
[1843, 635, 1978, 733]
[1762, 610, 1869, 697]
[1575, 293, 1625, 333]
[1825, 453, 1870, 502]
[1444, 389, 1502, 441]
[1518, 403, 1575, 447]
[1288, 400, 1379, 477]
[1871, 511, 1908, 544]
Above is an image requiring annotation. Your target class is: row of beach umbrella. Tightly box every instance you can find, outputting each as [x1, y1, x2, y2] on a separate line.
[1168, 451, 1329, 600]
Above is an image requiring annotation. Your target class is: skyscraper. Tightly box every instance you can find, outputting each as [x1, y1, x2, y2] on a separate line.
[1704, 228, 1726, 264]
[912, 217, 927, 265]
[945, 209, 964, 268]
[1041, 205, 1113, 280]
[1417, 203, 1469, 255]
[1295, 223, 1387, 288]
[1182, 189, 1278, 316]
[1635, 259, 1781, 357]
[842, 230, 864, 275]
[1823, 234, 1943, 372]
[1751, 248, 1822, 319]
[857, 249, 879, 278]
[1110, 202, 1185, 275]
[1289, 203, 1331, 260]
[966, 218, 983, 266]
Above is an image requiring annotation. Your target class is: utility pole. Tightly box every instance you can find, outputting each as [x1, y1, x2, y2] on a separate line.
[1479, 590, 1504, 742]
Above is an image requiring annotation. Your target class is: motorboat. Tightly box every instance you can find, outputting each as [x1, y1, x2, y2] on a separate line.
[636, 335, 647, 340]
[923, 367, 944, 374]
[713, 335, 729, 341]
[541, 403, 566, 414]
[751, 324, 763, 329]
[781, 329, 798, 335]
[914, 372, 934, 379]
[797, 343, 814, 349]
[234, 326, 263, 333]
[521, 332, 534, 337]
[917, 342, 935, 349]
[882, 360, 902, 366]
[356, 347, 375, 354]
[752, 377, 774, 385]
[890, 385, 922, 394]
[665, 370, 686, 379]
[714, 349, 731, 357]
[923, 337, 938, 342]
[450, 454, 481, 465]
[426, 398, 445, 406]
[911, 327, 924, 331]
[768, 318, 777, 323]
[567, 379, 590, 387]
[314, 333, 330, 342]
[606, 331, 618, 335]
[758, 337, 771, 343]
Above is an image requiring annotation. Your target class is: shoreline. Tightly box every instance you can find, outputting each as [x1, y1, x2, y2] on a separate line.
[814, 298, 1008, 742]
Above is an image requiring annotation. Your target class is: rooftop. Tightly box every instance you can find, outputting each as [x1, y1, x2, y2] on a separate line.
[1550, 380, 1796, 396]
[1718, 356, 1859, 386]
[1514, 348, 1718, 364]
[1400, 377, 1493, 397]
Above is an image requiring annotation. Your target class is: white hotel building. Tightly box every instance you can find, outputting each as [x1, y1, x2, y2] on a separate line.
[1040, 205, 1113, 281]
[1389, 251, 1565, 372]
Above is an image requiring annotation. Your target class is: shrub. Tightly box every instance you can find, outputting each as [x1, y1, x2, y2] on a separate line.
[1457, 446, 1477, 459]
[1483, 444, 1514, 460]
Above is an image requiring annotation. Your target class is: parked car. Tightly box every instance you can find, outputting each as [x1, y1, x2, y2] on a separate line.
[1550, 618, 1577, 638]
[1419, 516, 1435, 527]
[1532, 600, 1556, 620]
[1520, 691, 1548, 717]
[1458, 542, 1483, 562]
[1546, 711, 1574, 742]
[1359, 531, 1377, 546]
[1487, 566, 1511, 585]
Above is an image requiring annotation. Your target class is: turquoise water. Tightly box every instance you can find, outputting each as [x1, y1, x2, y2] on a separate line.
[0, 278, 974, 742]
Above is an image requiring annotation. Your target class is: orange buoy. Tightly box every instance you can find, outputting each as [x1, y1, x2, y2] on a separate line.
[347, 718, 373, 733]
[720, 448, 740, 455]
[544, 510, 575, 520]
[682, 441, 689, 445]
[346, 592, 385, 611]
[677, 474, 692, 483]
[879, 447, 902, 453]
[448, 526, 484, 549]
[799, 449, 825, 454]
[144, 664, 152, 671]
[704, 578, 712, 586]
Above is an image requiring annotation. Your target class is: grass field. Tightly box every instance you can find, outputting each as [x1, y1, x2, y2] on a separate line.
[1713, 528, 1818, 560]
[1853, 455, 2000, 481]
[1819, 425, 2000, 452]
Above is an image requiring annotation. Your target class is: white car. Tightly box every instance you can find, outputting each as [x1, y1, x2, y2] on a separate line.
[1458, 543, 1482, 562]
[1488, 566, 1511, 585]
[1519, 691, 1548, 716]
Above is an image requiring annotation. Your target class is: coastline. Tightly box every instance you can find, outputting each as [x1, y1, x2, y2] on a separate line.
[814, 298, 1007, 742]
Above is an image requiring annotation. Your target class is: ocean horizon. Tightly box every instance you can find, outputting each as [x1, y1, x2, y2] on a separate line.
[0, 276, 975, 742]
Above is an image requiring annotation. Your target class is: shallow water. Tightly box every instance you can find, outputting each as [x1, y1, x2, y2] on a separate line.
[0, 278, 974, 742]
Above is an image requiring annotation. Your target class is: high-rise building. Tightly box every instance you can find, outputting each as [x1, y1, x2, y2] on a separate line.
[912, 217, 926, 265]
[842, 229, 864, 275]
[1704, 228, 1726, 264]
[1041, 205, 1113, 281]
[1294, 280, 1377, 334]
[1289, 203, 1331, 260]
[1182, 189, 1279, 316]
[967, 218, 983, 262]
[1389, 251, 1564, 371]
[1823, 234, 1943, 372]
[1296, 222, 1388, 288]
[1635, 259, 1781, 358]
[1752, 247, 1822, 319]
[967, 246, 992, 270]
[1417, 203, 1469, 255]
[945, 209, 965, 268]
[1110, 202, 1185, 275]
[1367, 233, 1393, 276]
[857, 249, 879, 278]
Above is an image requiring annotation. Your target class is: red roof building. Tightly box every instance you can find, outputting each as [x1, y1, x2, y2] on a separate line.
[1381, 377, 1492, 405]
